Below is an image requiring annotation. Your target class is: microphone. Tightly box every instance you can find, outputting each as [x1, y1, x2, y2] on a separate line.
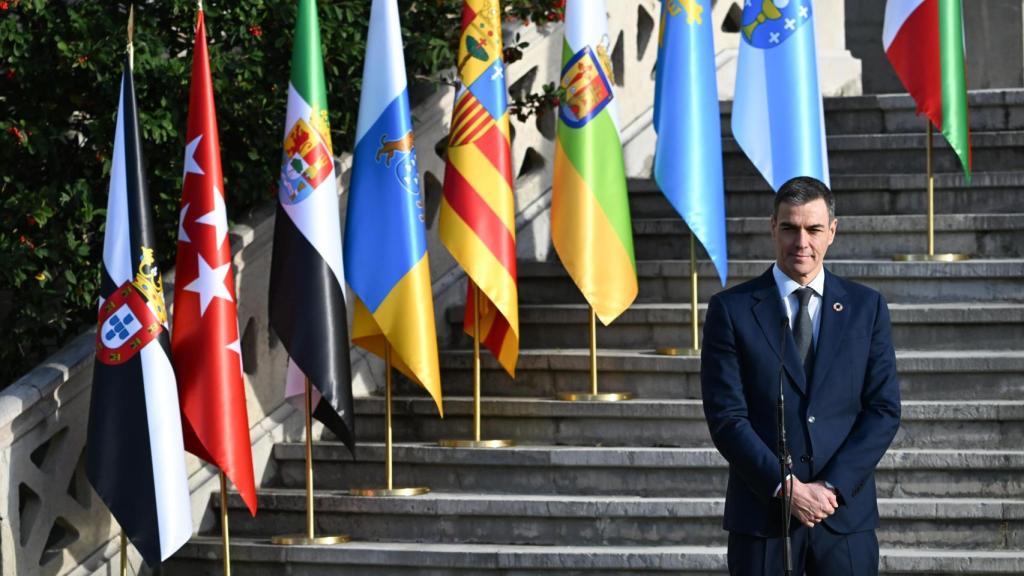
[778, 317, 793, 576]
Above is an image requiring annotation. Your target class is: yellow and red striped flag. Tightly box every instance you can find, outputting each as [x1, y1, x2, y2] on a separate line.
[440, 0, 519, 376]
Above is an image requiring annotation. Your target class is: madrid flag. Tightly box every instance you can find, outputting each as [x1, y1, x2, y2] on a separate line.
[884, 0, 972, 177]
[171, 7, 257, 516]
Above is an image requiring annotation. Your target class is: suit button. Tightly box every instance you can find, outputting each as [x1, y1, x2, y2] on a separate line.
[807, 416, 816, 424]
[800, 455, 813, 463]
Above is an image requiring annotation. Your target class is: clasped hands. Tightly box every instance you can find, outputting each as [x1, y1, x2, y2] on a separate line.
[778, 478, 838, 528]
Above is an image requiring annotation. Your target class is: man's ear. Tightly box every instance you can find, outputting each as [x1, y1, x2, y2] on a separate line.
[828, 217, 838, 246]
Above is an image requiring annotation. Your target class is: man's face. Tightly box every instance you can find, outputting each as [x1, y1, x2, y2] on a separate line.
[771, 198, 837, 285]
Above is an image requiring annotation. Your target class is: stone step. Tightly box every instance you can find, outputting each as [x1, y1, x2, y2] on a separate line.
[629, 214, 1024, 260]
[445, 303, 1024, 352]
[517, 260, 1024, 305]
[718, 90, 1024, 138]
[721, 131, 1024, 176]
[273, 444, 1024, 499]
[353, 398, 1024, 451]
[423, 349, 1024, 401]
[165, 539, 1024, 574]
[629, 172, 1024, 218]
[216, 491, 1024, 551]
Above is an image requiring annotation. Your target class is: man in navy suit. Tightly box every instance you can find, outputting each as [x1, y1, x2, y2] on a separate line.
[701, 177, 900, 575]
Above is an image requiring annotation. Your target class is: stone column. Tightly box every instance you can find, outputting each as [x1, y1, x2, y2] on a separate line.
[712, 0, 862, 100]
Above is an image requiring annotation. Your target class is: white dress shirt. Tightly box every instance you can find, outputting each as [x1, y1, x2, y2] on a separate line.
[773, 264, 825, 347]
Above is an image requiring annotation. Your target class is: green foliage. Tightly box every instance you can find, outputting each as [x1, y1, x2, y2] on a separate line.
[0, 0, 562, 386]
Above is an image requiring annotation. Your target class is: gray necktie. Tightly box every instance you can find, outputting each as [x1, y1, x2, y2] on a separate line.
[793, 287, 815, 368]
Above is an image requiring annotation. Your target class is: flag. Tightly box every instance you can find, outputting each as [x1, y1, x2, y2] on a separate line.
[172, 8, 257, 516]
[653, 0, 728, 286]
[345, 0, 442, 413]
[440, 0, 519, 377]
[268, 0, 355, 450]
[883, 0, 971, 178]
[732, 0, 829, 191]
[87, 52, 192, 566]
[552, 0, 638, 325]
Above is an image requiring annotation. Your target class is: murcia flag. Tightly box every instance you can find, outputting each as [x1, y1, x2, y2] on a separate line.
[346, 0, 443, 413]
[172, 7, 257, 516]
[269, 0, 355, 451]
[87, 51, 192, 566]
[552, 0, 638, 325]
[883, 0, 971, 178]
[440, 0, 519, 377]
[732, 0, 829, 190]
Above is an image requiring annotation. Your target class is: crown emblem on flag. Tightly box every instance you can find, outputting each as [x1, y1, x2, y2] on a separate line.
[131, 246, 167, 325]
[559, 45, 614, 129]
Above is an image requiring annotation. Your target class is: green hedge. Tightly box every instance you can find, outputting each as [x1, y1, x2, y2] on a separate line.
[0, 0, 562, 386]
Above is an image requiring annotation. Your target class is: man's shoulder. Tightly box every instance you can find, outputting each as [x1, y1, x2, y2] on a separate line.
[709, 271, 772, 308]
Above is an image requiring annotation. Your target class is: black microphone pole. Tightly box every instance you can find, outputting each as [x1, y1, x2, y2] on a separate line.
[778, 318, 793, 576]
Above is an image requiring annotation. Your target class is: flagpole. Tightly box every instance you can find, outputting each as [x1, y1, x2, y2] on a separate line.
[349, 346, 430, 496]
[438, 284, 514, 448]
[272, 375, 350, 545]
[893, 121, 969, 262]
[219, 473, 231, 576]
[656, 232, 702, 356]
[119, 532, 127, 576]
[558, 306, 631, 402]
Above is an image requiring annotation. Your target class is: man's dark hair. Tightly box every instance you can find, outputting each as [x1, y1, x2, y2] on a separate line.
[773, 176, 835, 220]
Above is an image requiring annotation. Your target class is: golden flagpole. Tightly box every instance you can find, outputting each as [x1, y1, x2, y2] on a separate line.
[893, 121, 969, 262]
[558, 306, 631, 402]
[120, 532, 127, 576]
[439, 284, 514, 448]
[350, 346, 430, 496]
[657, 232, 701, 356]
[272, 376, 350, 545]
[219, 473, 231, 575]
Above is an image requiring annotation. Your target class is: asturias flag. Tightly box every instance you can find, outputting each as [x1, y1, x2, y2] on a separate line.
[346, 0, 443, 413]
[883, 0, 971, 178]
[553, 0, 638, 325]
[268, 0, 355, 450]
[87, 50, 192, 566]
[732, 0, 829, 191]
[172, 7, 257, 516]
[653, 0, 728, 286]
[440, 0, 519, 377]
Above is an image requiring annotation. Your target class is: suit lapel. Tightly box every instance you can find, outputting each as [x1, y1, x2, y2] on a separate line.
[810, 270, 848, 394]
[751, 269, 807, 395]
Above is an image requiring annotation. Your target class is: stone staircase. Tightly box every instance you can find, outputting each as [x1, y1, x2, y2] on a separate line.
[167, 93, 1024, 574]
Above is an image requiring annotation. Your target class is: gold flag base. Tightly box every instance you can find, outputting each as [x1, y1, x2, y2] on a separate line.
[271, 534, 351, 546]
[892, 253, 970, 262]
[438, 438, 515, 448]
[347, 487, 430, 497]
[654, 346, 700, 357]
[557, 392, 632, 402]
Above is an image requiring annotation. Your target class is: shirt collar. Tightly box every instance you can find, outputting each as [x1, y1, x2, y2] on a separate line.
[773, 263, 825, 300]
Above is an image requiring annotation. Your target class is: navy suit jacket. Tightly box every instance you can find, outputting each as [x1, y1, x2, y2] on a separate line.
[701, 267, 901, 537]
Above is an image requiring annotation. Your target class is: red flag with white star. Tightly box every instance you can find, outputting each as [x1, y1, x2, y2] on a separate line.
[171, 8, 257, 516]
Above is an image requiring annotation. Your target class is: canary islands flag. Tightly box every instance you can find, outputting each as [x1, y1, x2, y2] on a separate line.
[552, 0, 638, 326]
[654, 0, 728, 286]
[345, 0, 442, 413]
[732, 0, 829, 190]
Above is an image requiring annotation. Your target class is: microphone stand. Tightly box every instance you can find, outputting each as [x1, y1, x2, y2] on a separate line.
[778, 318, 794, 576]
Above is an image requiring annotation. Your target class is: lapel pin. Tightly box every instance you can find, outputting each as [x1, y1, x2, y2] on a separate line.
[833, 302, 844, 312]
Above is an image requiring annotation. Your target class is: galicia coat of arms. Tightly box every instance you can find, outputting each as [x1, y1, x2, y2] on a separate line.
[281, 116, 334, 205]
[559, 45, 614, 129]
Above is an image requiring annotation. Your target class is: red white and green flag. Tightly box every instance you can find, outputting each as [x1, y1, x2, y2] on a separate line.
[883, 0, 971, 178]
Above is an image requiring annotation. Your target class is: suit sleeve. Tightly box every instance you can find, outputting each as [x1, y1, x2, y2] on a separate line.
[817, 292, 901, 501]
[701, 294, 784, 503]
